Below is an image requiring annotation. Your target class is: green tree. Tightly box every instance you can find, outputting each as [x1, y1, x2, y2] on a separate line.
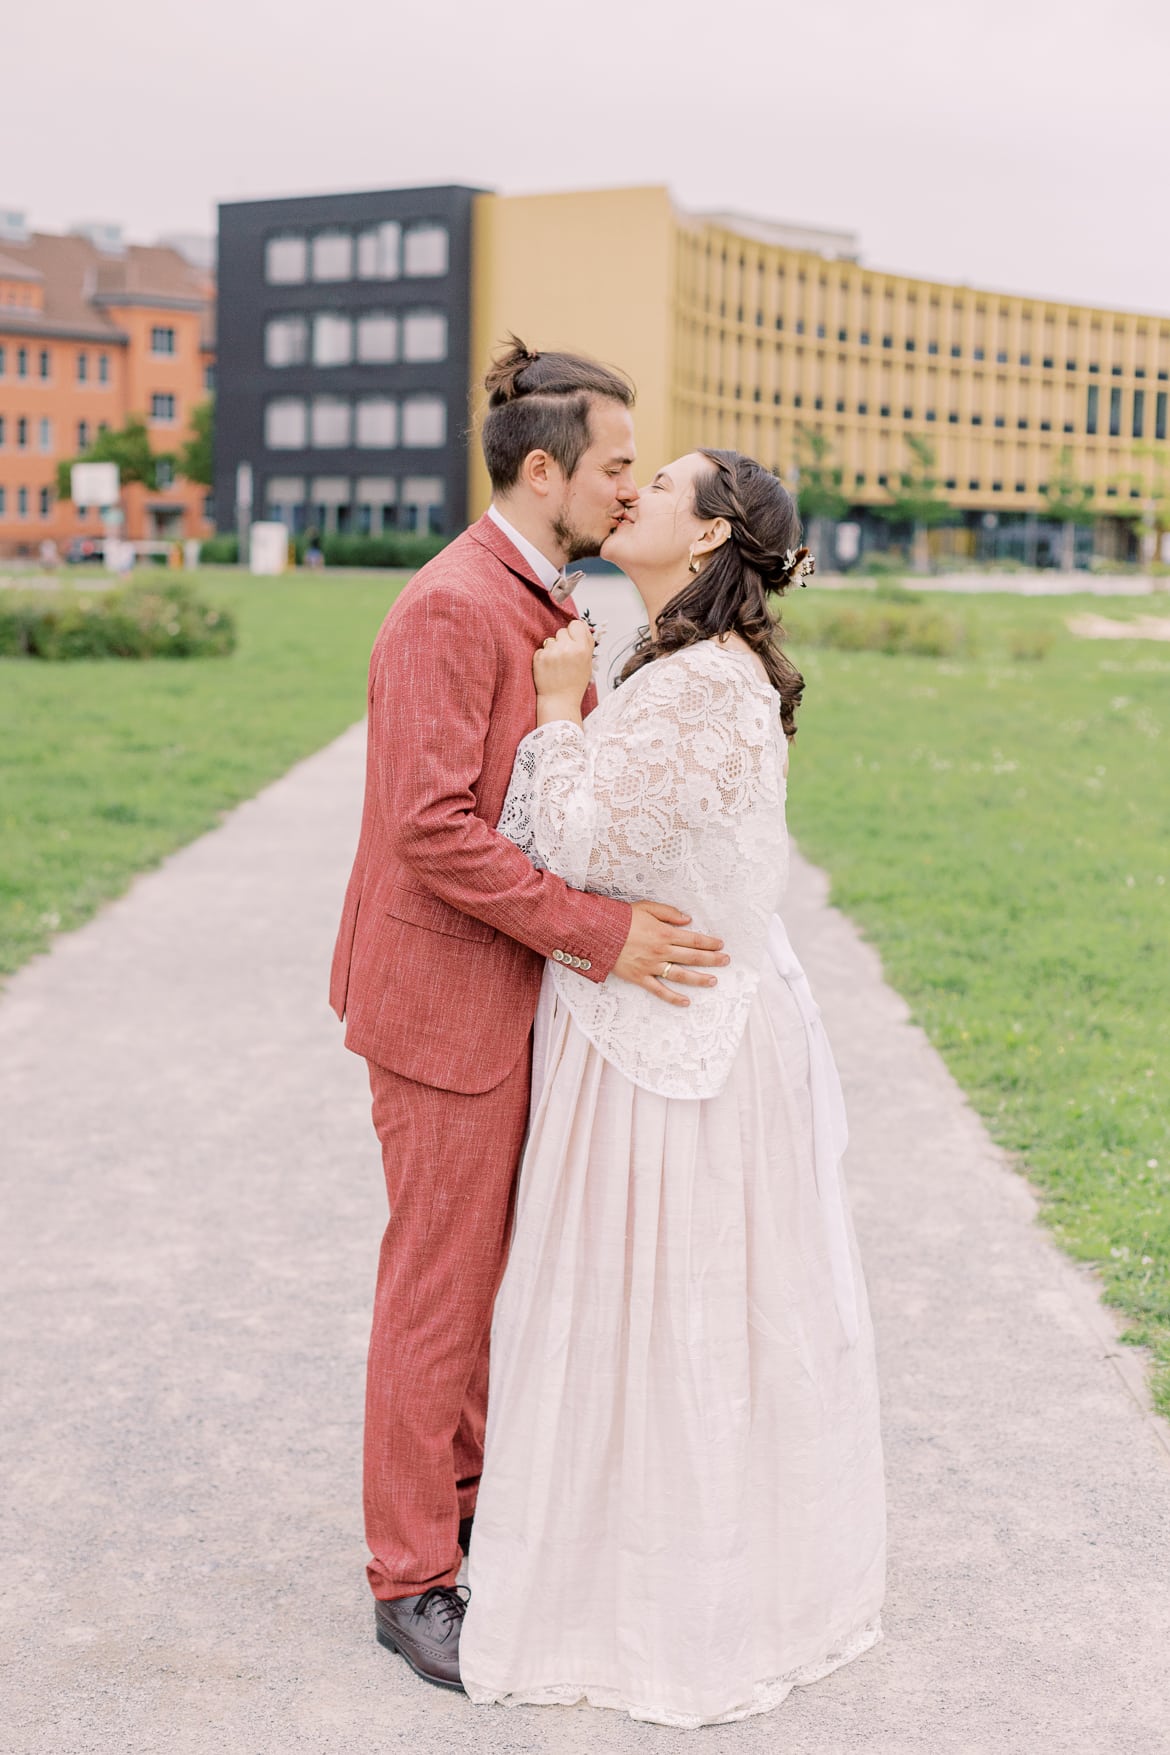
[56, 415, 172, 500]
[1040, 447, 1095, 572]
[878, 435, 953, 572]
[178, 398, 214, 488]
[793, 426, 850, 523]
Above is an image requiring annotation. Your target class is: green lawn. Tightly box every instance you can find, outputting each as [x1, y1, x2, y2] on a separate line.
[3, 570, 1167, 1414]
[782, 589, 1170, 1413]
[0, 569, 406, 976]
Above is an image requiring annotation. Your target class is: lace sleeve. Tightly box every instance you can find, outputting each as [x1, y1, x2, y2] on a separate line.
[582, 646, 780, 899]
[496, 720, 596, 889]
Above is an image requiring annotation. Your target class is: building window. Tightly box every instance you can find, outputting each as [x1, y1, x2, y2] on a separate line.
[879, 403, 890, 417]
[1133, 389, 1145, 439]
[1018, 418, 1029, 429]
[973, 347, 985, 361]
[1066, 360, 1077, 372]
[903, 406, 913, 419]
[358, 222, 401, 280]
[311, 395, 352, 447]
[203, 493, 215, 520]
[837, 328, 848, 342]
[996, 351, 1008, 364]
[1136, 367, 1146, 379]
[401, 475, 445, 534]
[1109, 387, 1122, 437]
[151, 326, 176, 355]
[905, 338, 916, 352]
[948, 411, 959, 423]
[994, 415, 1005, 428]
[18, 485, 29, 516]
[39, 348, 50, 379]
[403, 311, 448, 362]
[401, 395, 446, 447]
[265, 475, 305, 519]
[265, 397, 308, 449]
[311, 231, 353, 282]
[1015, 483, 1027, 494]
[151, 393, 176, 422]
[858, 329, 869, 345]
[0, 486, 5, 513]
[38, 416, 52, 451]
[355, 397, 398, 448]
[1020, 352, 1031, 366]
[1043, 356, 1054, 369]
[1086, 385, 1099, 434]
[17, 346, 28, 377]
[928, 341, 939, 355]
[1088, 362, 1099, 373]
[992, 481, 1003, 492]
[881, 335, 892, 349]
[156, 459, 175, 487]
[17, 416, 28, 448]
[925, 409, 936, 421]
[312, 312, 354, 367]
[951, 346, 961, 359]
[855, 472, 865, 486]
[0, 343, 5, 375]
[77, 419, 90, 449]
[204, 363, 215, 391]
[355, 312, 399, 364]
[403, 225, 449, 278]
[77, 351, 88, 382]
[971, 413, 982, 425]
[945, 477, 957, 489]
[98, 353, 109, 383]
[877, 473, 888, 486]
[266, 234, 308, 284]
[968, 479, 979, 490]
[1156, 391, 1168, 442]
[0, 415, 5, 445]
[265, 315, 308, 367]
[835, 399, 846, 413]
[857, 401, 868, 415]
[1111, 363, 1122, 376]
[39, 485, 51, 516]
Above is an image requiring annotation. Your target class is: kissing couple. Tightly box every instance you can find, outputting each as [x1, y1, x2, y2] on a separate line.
[329, 338, 886, 1727]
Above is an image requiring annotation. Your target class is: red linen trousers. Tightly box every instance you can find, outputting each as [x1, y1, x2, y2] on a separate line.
[330, 515, 631, 1600]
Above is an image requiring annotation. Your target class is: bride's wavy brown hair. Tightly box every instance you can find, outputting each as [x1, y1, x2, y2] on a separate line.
[617, 449, 808, 739]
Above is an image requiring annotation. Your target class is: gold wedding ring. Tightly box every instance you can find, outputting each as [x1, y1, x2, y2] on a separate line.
[661, 961, 674, 980]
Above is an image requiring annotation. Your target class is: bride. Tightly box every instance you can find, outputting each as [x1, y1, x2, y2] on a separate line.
[459, 449, 886, 1728]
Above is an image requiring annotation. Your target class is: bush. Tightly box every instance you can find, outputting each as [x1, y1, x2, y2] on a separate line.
[859, 551, 906, 578]
[1007, 627, 1055, 662]
[316, 532, 449, 570]
[199, 534, 240, 564]
[0, 578, 237, 660]
[787, 602, 974, 659]
[873, 579, 924, 605]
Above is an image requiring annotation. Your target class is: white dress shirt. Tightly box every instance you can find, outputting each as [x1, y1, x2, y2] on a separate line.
[486, 503, 563, 595]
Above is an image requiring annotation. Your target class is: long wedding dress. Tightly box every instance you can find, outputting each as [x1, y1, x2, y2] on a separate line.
[459, 639, 886, 1728]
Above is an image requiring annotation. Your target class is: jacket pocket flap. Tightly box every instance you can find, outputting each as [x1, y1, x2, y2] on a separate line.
[386, 883, 495, 943]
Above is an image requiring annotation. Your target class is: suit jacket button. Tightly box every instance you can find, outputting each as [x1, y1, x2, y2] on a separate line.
[552, 949, 564, 962]
[582, 959, 592, 970]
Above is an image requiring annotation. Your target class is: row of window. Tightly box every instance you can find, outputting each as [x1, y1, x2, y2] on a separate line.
[265, 394, 446, 451]
[265, 309, 446, 369]
[708, 315, 1170, 377]
[846, 472, 1144, 500]
[696, 384, 1169, 440]
[263, 473, 445, 535]
[0, 397, 178, 453]
[0, 343, 111, 383]
[0, 483, 53, 518]
[265, 222, 449, 287]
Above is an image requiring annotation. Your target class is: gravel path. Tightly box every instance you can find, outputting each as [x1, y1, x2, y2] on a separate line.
[3, 719, 1169, 1755]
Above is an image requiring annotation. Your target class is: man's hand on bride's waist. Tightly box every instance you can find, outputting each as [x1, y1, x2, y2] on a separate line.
[612, 901, 729, 1008]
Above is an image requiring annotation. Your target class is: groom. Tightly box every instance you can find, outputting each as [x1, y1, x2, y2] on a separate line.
[330, 338, 728, 1690]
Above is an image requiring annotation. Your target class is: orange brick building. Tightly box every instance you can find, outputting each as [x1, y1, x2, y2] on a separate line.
[0, 217, 215, 557]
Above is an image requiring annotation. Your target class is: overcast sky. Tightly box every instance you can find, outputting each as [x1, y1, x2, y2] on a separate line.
[6, 0, 1167, 315]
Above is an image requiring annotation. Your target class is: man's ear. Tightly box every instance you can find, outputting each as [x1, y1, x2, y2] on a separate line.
[519, 449, 555, 499]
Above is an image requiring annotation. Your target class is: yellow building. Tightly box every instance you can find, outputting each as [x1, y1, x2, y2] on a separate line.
[470, 185, 1170, 563]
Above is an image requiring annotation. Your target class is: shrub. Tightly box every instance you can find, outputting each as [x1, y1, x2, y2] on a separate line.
[316, 532, 449, 570]
[786, 602, 974, 659]
[0, 579, 236, 660]
[199, 534, 240, 564]
[1007, 627, 1055, 662]
[873, 579, 924, 605]
[860, 551, 906, 578]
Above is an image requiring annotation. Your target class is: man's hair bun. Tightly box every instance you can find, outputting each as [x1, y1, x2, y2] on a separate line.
[483, 335, 542, 406]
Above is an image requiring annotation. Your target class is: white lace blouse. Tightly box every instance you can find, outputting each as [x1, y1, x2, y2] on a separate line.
[497, 639, 790, 1098]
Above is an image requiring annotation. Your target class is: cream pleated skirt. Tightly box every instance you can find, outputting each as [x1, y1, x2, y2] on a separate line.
[460, 920, 886, 1728]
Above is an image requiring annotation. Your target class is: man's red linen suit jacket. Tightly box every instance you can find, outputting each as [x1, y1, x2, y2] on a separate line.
[329, 513, 633, 1095]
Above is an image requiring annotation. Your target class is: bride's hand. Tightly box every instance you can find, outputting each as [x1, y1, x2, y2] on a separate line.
[533, 621, 594, 723]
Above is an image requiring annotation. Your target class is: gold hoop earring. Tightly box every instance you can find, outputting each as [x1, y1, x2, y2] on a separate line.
[687, 548, 701, 574]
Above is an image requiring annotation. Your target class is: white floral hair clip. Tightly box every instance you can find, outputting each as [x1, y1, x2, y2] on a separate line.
[781, 546, 816, 588]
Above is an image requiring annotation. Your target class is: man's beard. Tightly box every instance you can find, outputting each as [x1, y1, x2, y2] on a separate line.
[552, 510, 606, 563]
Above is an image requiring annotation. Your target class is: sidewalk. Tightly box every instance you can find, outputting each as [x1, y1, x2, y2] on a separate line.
[2, 723, 1169, 1755]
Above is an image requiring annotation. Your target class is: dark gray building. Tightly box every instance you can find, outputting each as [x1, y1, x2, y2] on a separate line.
[215, 185, 481, 540]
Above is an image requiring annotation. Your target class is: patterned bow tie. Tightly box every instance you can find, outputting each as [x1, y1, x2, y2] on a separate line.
[550, 569, 585, 605]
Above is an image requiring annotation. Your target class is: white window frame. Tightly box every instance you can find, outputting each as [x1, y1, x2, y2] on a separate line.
[266, 235, 308, 285]
[310, 395, 352, 448]
[403, 310, 448, 363]
[264, 315, 308, 368]
[356, 312, 399, 364]
[355, 397, 399, 449]
[312, 312, 354, 368]
[401, 395, 446, 447]
[311, 231, 354, 283]
[403, 224, 449, 278]
[265, 397, 308, 450]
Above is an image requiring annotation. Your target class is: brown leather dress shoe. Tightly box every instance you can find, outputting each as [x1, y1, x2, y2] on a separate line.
[374, 1586, 468, 1691]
